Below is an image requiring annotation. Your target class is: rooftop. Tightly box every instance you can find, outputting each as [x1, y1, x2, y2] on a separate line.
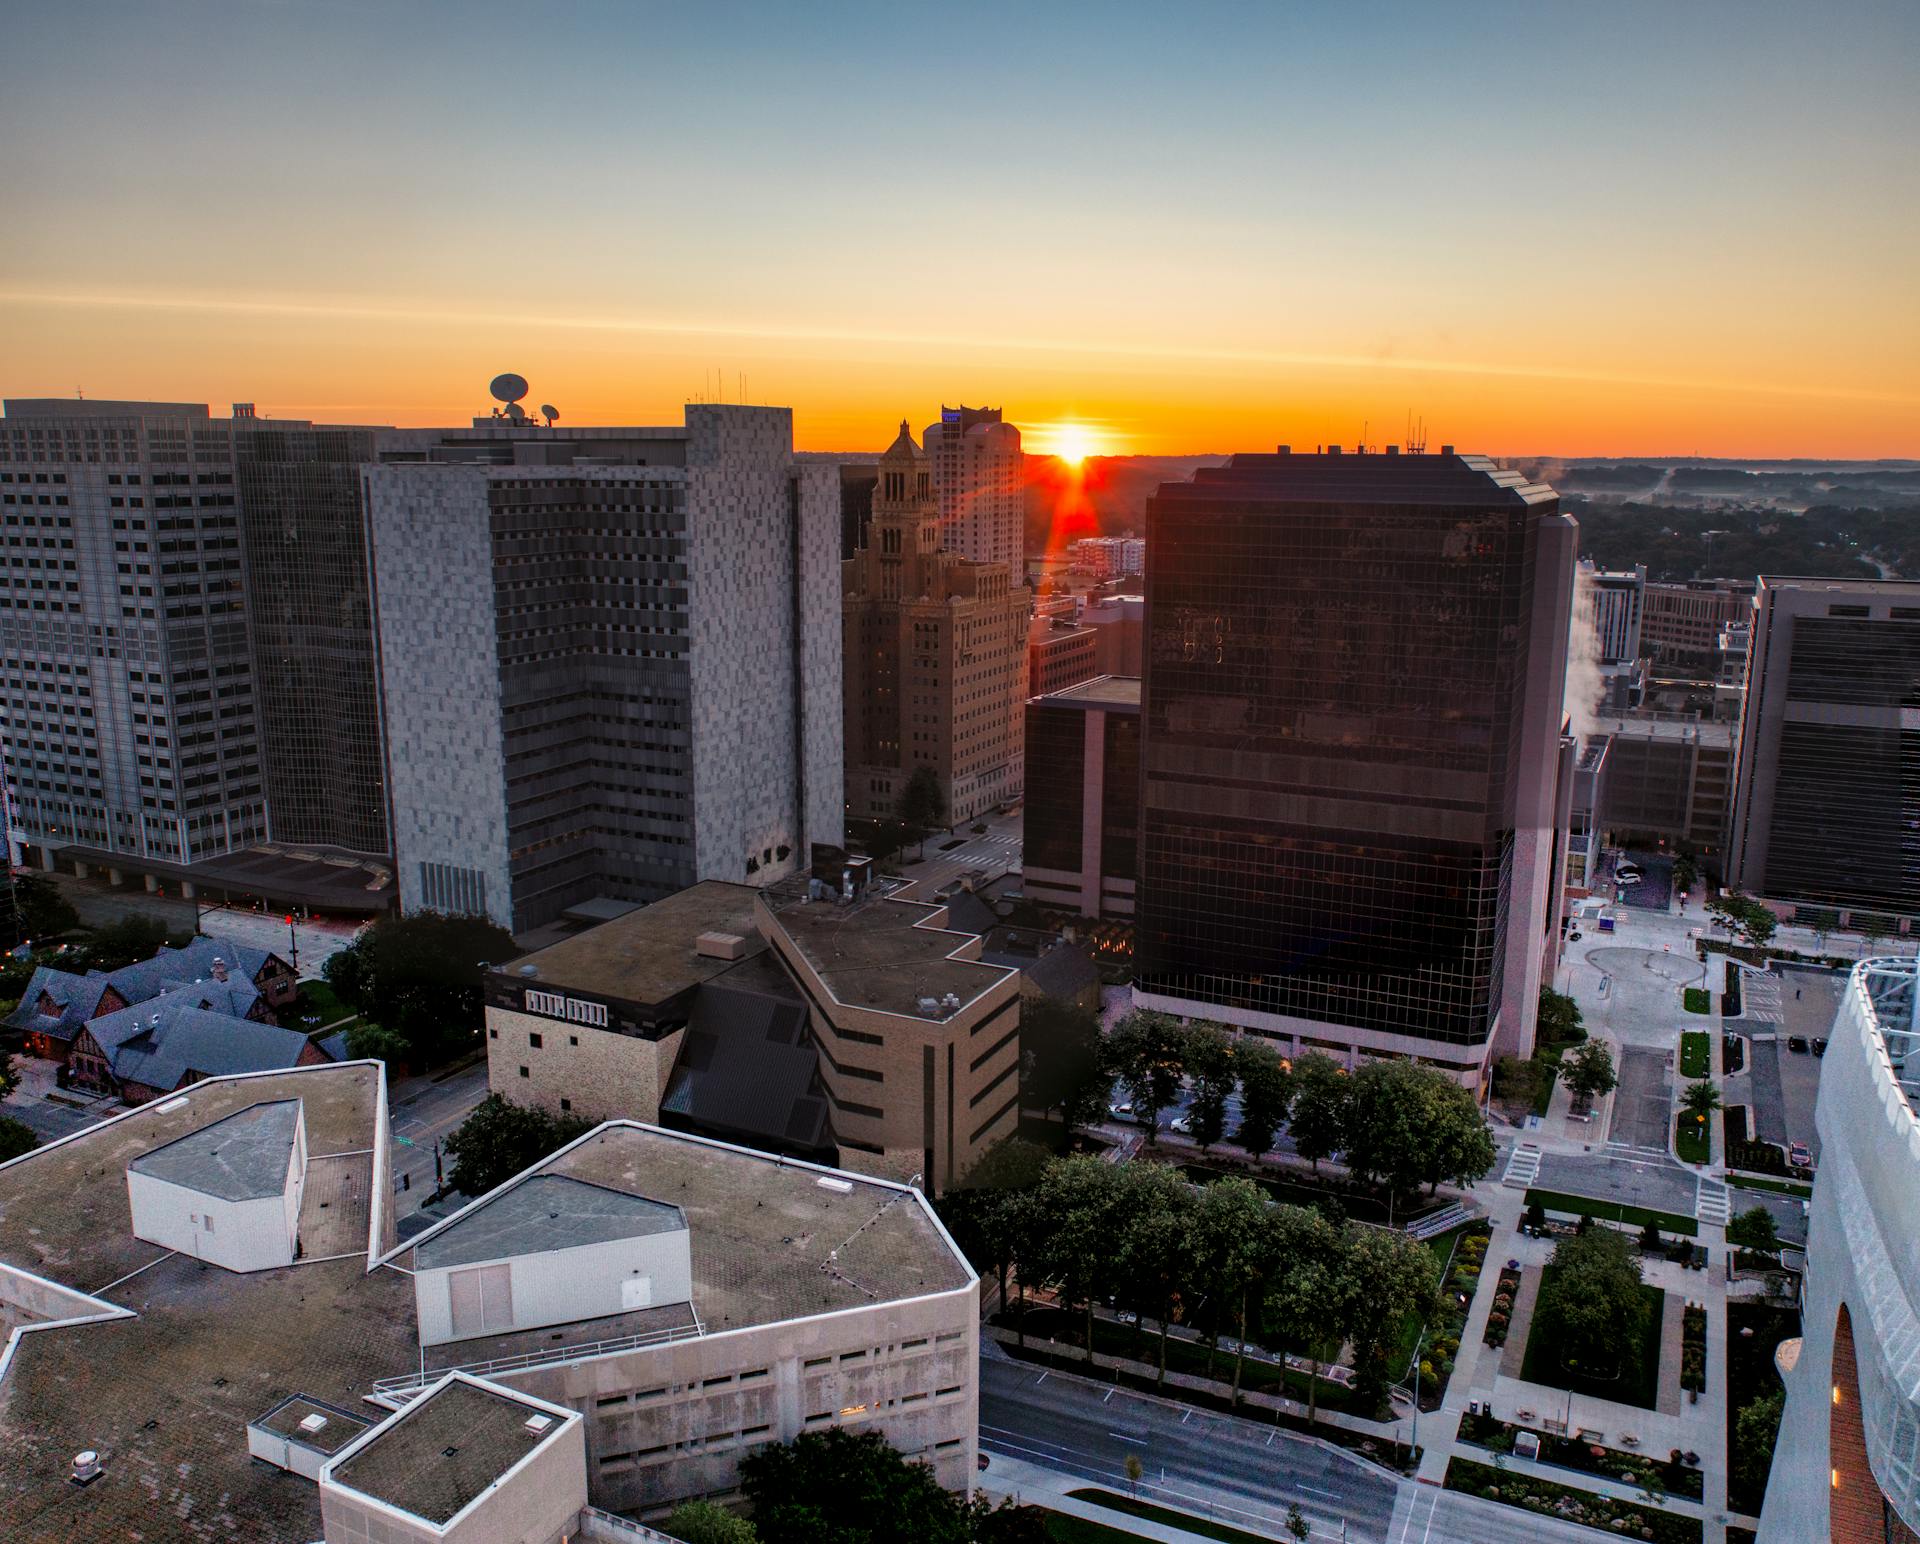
[128, 1098, 302, 1202]
[498, 881, 766, 1006]
[329, 1376, 569, 1526]
[1593, 714, 1734, 746]
[416, 1175, 685, 1272]
[761, 883, 1016, 1022]
[1036, 674, 1142, 711]
[400, 1124, 972, 1338]
[251, 1393, 374, 1457]
[1158, 449, 1557, 510]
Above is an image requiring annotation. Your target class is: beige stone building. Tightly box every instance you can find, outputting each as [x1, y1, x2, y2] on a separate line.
[843, 422, 1028, 826]
[484, 864, 1021, 1194]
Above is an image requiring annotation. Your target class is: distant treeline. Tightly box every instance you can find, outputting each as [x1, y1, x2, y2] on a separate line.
[1571, 499, 1920, 583]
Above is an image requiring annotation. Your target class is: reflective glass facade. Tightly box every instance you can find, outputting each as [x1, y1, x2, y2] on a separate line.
[1135, 453, 1558, 1047]
[235, 425, 390, 856]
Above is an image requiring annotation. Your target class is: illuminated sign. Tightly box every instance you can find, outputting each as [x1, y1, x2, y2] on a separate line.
[523, 989, 609, 1028]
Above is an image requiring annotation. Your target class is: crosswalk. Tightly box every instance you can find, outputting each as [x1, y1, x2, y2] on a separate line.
[1696, 1177, 1732, 1227]
[1739, 971, 1784, 1025]
[1502, 1142, 1542, 1189]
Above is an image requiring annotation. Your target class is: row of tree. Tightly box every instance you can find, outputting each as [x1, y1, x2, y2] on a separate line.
[942, 1148, 1438, 1418]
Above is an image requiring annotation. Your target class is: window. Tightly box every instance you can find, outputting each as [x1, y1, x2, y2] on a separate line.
[519, 1066, 529, 1079]
[560, 1098, 571, 1112]
[529, 1032, 543, 1049]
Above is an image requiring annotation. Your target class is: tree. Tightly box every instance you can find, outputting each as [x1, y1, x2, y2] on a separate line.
[1264, 1205, 1347, 1426]
[1103, 1011, 1186, 1138]
[1680, 1078, 1722, 1122]
[342, 1019, 410, 1065]
[1673, 856, 1700, 894]
[441, 1094, 591, 1197]
[1727, 1205, 1781, 1259]
[1561, 1040, 1618, 1105]
[942, 1138, 1050, 1315]
[1537, 986, 1585, 1046]
[1343, 1060, 1493, 1207]
[1183, 1023, 1235, 1151]
[1338, 1225, 1438, 1417]
[1286, 1503, 1312, 1542]
[0, 1044, 17, 1101]
[1018, 997, 1109, 1134]
[665, 1500, 759, 1544]
[322, 911, 517, 1066]
[1114, 1161, 1197, 1388]
[1287, 1052, 1350, 1173]
[1534, 1226, 1649, 1378]
[1025, 1155, 1128, 1355]
[896, 766, 948, 856]
[1735, 898, 1778, 951]
[1491, 1055, 1543, 1108]
[741, 1428, 973, 1544]
[1233, 1040, 1293, 1160]
[1123, 1455, 1143, 1496]
[1, 871, 79, 947]
[0, 1115, 38, 1163]
[82, 913, 174, 971]
[1732, 1389, 1785, 1503]
[1192, 1177, 1272, 1397]
[1857, 913, 1891, 958]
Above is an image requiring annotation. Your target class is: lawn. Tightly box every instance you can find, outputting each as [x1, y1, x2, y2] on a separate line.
[1524, 1188, 1698, 1237]
[1036, 1508, 1156, 1544]
[1519, 1272, 1666, 1412]
[1683, 987, 1711, 1015]
[1727, 1174, 1812, 1200]
[1069, 1490, 1285, 1544]
[1676, 1112, 1711, 1163]
[1679, 1030, 1711, 1078]
[1445, 1457, 1701, 1544]
[291, 979, 358, 1030]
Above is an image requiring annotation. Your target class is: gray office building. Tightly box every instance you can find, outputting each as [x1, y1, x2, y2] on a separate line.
[0, 400, 266, 875]
[1727, 576, 1920, 922]
[364, 404, 843, 934]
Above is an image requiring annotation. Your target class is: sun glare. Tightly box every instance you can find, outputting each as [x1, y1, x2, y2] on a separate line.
[1042, 423, 1101, 466]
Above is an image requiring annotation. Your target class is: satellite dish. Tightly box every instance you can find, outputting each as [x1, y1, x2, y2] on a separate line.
[489, 372, 529, 405]
[506, 402, 527, 423]
[540, 404, 559, 426]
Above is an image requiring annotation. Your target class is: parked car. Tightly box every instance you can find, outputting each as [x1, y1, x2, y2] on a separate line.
[1617, 873, 1641, 887]
[1790, 1141, 1813, 1167]
[1788, 1036, 1810, 1053]
[1170, 1115, 1191, 1134]
[1109, 1101, 1134, 1119]
[1813, 1037, 1829, 1057]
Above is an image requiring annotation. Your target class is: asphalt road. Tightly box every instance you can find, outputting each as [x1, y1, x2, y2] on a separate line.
[387, 1058, 490, 1214]
[891, 807, 1023, 896]
[1609, 1044, 1675, 1154]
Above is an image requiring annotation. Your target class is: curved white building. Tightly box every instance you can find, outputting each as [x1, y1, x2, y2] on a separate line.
[1763, 958, 1920, 1542]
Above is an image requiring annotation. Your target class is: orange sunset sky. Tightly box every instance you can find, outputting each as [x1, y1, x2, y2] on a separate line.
[3, 1, 1915, 459]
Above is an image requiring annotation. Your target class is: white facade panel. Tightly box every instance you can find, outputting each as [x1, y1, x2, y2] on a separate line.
[415, 1228, 693, 1348]
[127, 1171, 298, 1273]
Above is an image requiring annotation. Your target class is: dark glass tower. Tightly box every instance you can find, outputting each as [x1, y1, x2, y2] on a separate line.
[234, 422, 391, 856]
[1134, 449, 1574, 1072]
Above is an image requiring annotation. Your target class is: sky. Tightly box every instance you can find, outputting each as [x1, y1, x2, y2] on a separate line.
[2, 0, 1916, 457]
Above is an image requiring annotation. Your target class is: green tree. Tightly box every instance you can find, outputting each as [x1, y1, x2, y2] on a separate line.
[1264, 1205, 1347, 1426]
[741, 1427, 973, 1544]
[1192, 1177, 1272, 1397]
[896, 766, 948, 856]
[1183, 1023, 1235, 1151]
[1103, 1011, 1186, 1138]
[1123, 1454, 1143, 1496]
[1727, 1205, 1780, 1258]
[82, 913, 174, 971]
[1, 871, 79, 947]
[941, 1138, 1050, 1317]
[1287, 1052, 1350, 1173]
[0, 1114, 38, 1163]
[441, 1094, 590, 1198]
[1537, 986, 1585, 1045]
[1857, 913, 1890, 958]
[1017, 997, 1109, 1134]
[1233, 1040, 1293, 1160]
[665, 1500, 759, 1544]
[1491, 1055, 1543, 1107]
[1561, 1039, 1618, 1104]
[1338, 1225, 1438, 1417]
[1535, 1225, 1649, 1378]
[1343, 1060, 1493, 1208]
[1286, 1503, 1312, 1542]
[322, 911, 517, 1066]
[342, 1019, 410, 1065]
[1731, 1389, 1785, 1504]
[1025, 1155, 1127, 1355]
[0, 1044, 18, 1101]
[1680, 1078, 1722, 1121]
[1114, 1161, 1197, 1388]
[1736, 897, 1778, 951]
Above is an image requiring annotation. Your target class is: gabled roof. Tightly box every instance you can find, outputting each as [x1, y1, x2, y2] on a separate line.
[104, 1007, 313, 1092]
[102, 935, 281, 1007]
[1, 964, 111, 1040]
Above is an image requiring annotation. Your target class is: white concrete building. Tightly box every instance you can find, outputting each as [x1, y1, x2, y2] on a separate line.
[921, 405, 1024, 579]
[126, 1096, 307, 1271]
[1577, 559, 1646, 666]
[1066, 536, 1145, 581]
[1762, 956, 1920, 1541]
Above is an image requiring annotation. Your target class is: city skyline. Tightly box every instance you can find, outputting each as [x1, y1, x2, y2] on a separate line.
[4, 1, 1917, 458]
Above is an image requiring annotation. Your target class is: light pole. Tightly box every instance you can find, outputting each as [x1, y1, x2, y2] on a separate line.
[1409, 1326, 1427, 1465]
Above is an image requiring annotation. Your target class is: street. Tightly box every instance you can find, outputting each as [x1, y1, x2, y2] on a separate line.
[387, 1057, 490, 1216]
[198, 903, 361, 981]
[891, 806, 1023, 897]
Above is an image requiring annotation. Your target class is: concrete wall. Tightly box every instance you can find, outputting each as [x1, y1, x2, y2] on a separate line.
[417, 1229, 694, 1348]
[127, 1170, 297, 1273]
[1762, 960, 1920, 1540]
[487, 1003, 681, 1127]
[495, 1281, 979, 1517]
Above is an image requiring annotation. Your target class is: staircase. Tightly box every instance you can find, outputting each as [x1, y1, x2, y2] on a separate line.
[1502, 1142, 1543, 1190]
[1406, 1202, 1475, 1240]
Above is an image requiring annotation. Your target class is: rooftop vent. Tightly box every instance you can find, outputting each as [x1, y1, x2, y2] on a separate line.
[298, 1413, 329, 1435]
[519, 964, 539, 978]
[71, 1451, 103, 1486]
[816, 1176, 854, 1195]
[695, 931, 747, 962]
[916, 996, 941, 1015]
[523, 1414, 554, 1435]
[155, 1096, 189, 1114]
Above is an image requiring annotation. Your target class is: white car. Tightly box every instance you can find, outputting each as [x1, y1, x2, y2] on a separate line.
[1109, 1102, 1133, 1120]
[1617, 872, 1641, 886]
[1170, 1115, 1191, 1134]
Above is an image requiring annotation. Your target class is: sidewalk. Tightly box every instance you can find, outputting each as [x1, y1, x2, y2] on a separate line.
[980, 1450, 1308, 1543]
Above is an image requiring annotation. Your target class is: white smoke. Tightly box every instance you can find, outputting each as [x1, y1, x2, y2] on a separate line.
[1565, 566, 1606, 743]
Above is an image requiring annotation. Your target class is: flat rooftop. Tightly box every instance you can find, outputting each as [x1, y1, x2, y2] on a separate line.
[416, 1174, 684, 1271]
[128, 1097, 300, 1201]
[252, 1393, 374, 1457]
[762, 884, 1016, 1022]
[0, 1062, 418, 1543]
[1038, 674, 1141, 710]
[330, 1377, 564, 1526]
[400, 1124, 971, 1338]
[498, 881, 766, 1006]
[1594, 715, 1733, 746]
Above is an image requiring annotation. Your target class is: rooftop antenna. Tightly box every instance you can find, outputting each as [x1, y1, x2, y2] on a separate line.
[1360, 419, 1369, 455]
[489, 372, 529, 423]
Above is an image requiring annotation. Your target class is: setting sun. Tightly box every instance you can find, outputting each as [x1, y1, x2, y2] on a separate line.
[1035, 422, 1104, 465]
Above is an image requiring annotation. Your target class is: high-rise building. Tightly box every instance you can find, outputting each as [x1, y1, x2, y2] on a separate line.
[363, 404, 842, 934]
[1727, 576, 1920, 922]
[842, 423, 1028, 826]
[921, 405, 1024, 577]
[1642, 577, 1752, 672]
[0, 399, 267, 874]
[1067, 535, 1146, 581]
[232, 416, 393, 857]
[1133, 448, 1576, 1081]
[1577, 559, 1646, 666]
[1587, 714, 1732, 855]
[1023, 675, 1141, 919]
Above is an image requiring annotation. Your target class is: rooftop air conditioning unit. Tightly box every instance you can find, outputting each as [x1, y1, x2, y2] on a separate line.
[917, 997, 941, 1015]
[523, 1414, 553, 1436]
[71, 1451, 103, 1486]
